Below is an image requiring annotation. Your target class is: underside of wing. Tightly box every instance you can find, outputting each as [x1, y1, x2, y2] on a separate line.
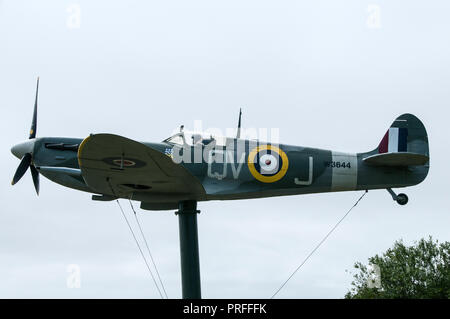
[77, 134, 205, 202]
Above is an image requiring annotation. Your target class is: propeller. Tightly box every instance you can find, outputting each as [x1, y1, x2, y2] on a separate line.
[11, 77, 40, 195]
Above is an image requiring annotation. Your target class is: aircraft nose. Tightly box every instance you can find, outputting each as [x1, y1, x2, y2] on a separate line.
[11, 140, 36, 159]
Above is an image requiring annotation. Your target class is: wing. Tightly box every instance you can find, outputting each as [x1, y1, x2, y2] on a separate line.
[77, 134, 205, 200]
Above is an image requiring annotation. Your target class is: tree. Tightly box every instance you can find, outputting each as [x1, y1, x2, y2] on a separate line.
[345, 237, 450, 298]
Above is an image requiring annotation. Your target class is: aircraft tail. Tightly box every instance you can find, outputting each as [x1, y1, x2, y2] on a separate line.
[363, 114, 430, 167]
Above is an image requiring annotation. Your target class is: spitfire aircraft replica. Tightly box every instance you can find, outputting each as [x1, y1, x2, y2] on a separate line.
[11, 79, 430, 299]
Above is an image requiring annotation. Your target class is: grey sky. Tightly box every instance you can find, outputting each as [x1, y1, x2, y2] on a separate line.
[1, 0, 449, 298]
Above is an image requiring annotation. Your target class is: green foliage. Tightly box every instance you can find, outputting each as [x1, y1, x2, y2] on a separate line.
[345, 237, 450, 299]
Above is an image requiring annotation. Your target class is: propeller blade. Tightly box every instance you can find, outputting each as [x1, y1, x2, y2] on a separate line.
[30, 165, 40, 195]
[29, 77, 39, 139]
[11, 153, 32, 185]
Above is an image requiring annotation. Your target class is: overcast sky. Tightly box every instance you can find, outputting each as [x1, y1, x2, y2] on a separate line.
[1, 0, 449, 298]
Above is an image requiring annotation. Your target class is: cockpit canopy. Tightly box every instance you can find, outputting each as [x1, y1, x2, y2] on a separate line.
[163, 131, 226, 147]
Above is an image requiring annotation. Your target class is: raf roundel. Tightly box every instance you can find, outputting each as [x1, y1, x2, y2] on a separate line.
[248, 145, 289, 183]
[112, 159, 136, 167]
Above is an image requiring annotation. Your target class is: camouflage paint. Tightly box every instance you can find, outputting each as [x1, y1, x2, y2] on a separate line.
[17, 114, 429, 210]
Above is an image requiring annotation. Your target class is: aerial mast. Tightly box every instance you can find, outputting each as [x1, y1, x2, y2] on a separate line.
[236, 108, 242, 139]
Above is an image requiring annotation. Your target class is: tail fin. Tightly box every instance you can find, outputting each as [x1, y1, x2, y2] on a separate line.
[363, 114, 430, 167]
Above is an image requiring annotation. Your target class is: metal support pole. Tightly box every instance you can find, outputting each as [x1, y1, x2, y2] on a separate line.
[176, 200, 201, 299]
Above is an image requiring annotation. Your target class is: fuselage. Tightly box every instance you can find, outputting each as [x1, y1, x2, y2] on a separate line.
[11, 135, 429, 205]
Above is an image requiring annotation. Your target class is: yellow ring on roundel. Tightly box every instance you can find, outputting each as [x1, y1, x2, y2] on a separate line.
[248, 145, 289, 183]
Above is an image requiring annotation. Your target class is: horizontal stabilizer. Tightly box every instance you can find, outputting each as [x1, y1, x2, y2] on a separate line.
[363, 152, 429, 167]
